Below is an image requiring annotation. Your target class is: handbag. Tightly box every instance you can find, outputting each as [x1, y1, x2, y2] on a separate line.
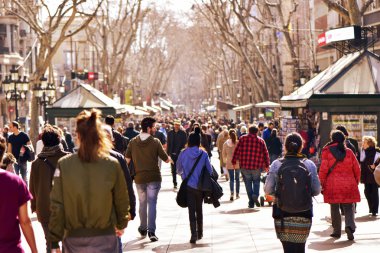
[176, 153, 203, 208]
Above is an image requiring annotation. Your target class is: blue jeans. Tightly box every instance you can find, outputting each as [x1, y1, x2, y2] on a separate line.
[241, 169, 262, 206]
[14, 162, 28, 185]
[136, 182, 161, 233]
[228, 169, 240, 194]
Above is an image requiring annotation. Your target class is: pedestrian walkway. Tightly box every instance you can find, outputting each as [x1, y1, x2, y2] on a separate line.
[22, 151, 380, 252]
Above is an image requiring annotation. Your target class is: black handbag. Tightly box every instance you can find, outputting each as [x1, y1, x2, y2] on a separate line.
[176, 153, 203, 208]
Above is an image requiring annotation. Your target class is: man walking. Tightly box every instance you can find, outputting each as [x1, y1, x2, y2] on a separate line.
[62, 127, 75, 153]
[105, 115, 129, 154]
[29, 125, 69, 253]
[167, 120, 187, 189]
[7, 121, 33, 185]
[153, 123, 167, 170]
[126, 117, 172, 242]
[124, 121, 140, 140]
[232, 125, 269, 208]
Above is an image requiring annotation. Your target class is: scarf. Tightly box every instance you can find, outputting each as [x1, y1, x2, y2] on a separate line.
[38, 144, 64, 158]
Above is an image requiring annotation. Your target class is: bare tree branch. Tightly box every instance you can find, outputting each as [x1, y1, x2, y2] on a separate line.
[361, 0, 375, 15]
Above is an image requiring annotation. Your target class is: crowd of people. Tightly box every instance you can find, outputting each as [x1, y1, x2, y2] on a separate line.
[1, 112, 380, 253]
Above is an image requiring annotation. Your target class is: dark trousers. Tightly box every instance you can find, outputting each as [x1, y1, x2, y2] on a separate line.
[187, 186, 203, 236]
[281, 241, 305, 253]
[330, 203, 356, 234]
[364, 183, 379, 214]
[171, 156, 178, 187]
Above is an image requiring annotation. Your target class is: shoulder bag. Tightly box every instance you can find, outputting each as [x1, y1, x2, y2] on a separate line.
[322, 159, 339, 194]
[176, 153, 203, 208]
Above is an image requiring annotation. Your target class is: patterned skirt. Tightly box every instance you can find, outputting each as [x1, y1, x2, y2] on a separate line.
[274, 216, 312, 243]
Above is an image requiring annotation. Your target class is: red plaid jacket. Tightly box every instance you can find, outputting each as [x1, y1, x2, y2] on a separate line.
[231, 133, 270, 170]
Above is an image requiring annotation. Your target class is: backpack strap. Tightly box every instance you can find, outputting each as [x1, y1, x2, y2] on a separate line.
[185, 153, 203, 180]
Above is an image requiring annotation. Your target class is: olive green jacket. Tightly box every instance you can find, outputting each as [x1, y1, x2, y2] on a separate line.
[49, 154, 129, 247]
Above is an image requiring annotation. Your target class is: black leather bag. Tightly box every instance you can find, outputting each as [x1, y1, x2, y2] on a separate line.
[176, 153, 203, 208]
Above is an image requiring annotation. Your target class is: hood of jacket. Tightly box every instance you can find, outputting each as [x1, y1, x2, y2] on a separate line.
[135, 134, 155, 147]
[326, 143, 346, 161]
[184, 146, 204, 159]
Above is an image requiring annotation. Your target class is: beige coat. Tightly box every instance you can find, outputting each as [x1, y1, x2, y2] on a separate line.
[222, 139, 239, 170]
[216, 130, 229, 167]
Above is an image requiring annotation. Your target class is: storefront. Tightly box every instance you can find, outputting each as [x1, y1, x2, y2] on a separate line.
[281, 50, 380, 149]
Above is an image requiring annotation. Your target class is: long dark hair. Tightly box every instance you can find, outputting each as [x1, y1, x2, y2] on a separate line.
[284, 132, 303, 154]
[330, 130, 346, 153]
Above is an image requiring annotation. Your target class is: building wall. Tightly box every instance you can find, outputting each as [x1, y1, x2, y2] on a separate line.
[0, 1, 38, 123]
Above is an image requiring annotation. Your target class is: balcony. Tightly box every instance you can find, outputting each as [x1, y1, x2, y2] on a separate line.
[363, 7, 380, 27]
[0, 47, 10, 54]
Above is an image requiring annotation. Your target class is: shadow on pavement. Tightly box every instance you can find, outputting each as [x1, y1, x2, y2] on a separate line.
[152, 243, 210, 252]
[355, 215, 379, 223]
[312, 227, 331, 237]
[220, 208, 259, 215]
[123, 238, 151, 251]
[308, 238, 354, 251]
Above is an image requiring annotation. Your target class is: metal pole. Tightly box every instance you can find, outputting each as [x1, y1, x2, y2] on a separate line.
[43, 92, 47, 123]
[14, 80, 19, 122]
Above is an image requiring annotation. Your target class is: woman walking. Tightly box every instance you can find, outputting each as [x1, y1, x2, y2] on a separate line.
[222, 129, 240, 201]
[49, 109, 130, 253]
[177, 127, 213, 244]
[360, 136, 380, 216]
[264, 132, 320, 253]
[319, 130, 360, 240]
[266, 128, 283, 164]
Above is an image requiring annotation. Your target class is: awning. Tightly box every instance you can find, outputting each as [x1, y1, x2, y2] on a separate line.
[144, 105, 160, 113]
[255, 101, 281, 108]
[160, 103, 171, 111]
[206, 105, 216, 112]
[280, 99, 308, 108]
[159, 97, 174, 109]
[151, 104, 162, 112]
[233, 103, 255, 111]
[122, 104, 150, 116]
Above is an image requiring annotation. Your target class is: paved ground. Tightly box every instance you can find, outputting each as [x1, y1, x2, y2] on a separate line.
[22, 151, 380, 252]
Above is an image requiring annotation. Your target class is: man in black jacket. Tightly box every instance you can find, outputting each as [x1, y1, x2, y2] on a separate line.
[105, 115, 129, 154]
[167, 120, 187, 189]
[124, 121, 140, 140]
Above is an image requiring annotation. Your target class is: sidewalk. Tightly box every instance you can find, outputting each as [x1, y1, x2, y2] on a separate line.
[23, 152, 380, 252]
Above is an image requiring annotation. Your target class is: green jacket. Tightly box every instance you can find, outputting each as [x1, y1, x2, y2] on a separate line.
[126, 135, 169, 184]
[49, 154, 129, 247]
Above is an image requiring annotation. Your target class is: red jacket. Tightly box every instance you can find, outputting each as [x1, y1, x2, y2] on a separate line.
[319, 143, 361, 204]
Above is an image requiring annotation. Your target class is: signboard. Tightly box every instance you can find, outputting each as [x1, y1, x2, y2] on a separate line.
[125, 89, 133, 105]
[318, 26, 361, 47]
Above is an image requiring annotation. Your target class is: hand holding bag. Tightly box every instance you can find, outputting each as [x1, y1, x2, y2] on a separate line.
[176, 153, 203, 208]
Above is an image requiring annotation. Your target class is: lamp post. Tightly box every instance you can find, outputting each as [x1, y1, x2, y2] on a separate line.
[33, 76, 56, 123]
[2, 69, 29, 121]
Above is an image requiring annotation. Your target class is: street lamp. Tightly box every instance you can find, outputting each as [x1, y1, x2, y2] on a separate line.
[1, 69, 29, 121]
[33, 76, 56, 123]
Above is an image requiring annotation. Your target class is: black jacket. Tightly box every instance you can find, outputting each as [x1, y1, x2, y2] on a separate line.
[167, 129, 187, 157]
[198, 167, 223, 208]
[124, 128, 139, 140]
[110, 149, 136, 219]
[267, 136, 282, 156]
